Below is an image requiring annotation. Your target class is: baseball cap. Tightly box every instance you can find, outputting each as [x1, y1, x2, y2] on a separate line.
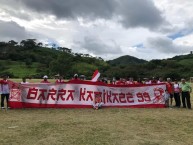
[43, 75, 48, 79]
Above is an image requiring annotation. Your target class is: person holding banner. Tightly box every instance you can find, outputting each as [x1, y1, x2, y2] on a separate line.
[21, 77, 29, 84]
[0, 75, 10, 109]
[93, 94, 103, 110]
[166, 78, 174, 107]
[157, 77, 164, 84]
[126, 77, 135, 85]
[41, 75, 50, 83]
[55, 76, 65, 84]
[116, 78, 126, 85]
[73, 74, 79, 80]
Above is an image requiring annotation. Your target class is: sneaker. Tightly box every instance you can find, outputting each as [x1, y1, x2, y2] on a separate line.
[7, 107, 11, 109]
[1, 107, 5, 109]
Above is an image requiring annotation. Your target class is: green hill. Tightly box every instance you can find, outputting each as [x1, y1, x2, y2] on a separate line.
[0, 39, 108, 78]
[1, 39, 193, 80]
[107, 55, 147, 66]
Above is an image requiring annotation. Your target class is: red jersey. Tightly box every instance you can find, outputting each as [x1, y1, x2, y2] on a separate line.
[0, 80, 9, 84]
[151, 80, 157, 84]
[55, 79, 65, 84]
[95, 96, 102, 103]
[166, 82, 173, 94]
[40, 80, 50, 83]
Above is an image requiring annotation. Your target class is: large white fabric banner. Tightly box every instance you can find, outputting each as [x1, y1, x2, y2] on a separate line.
[9, 81, 166, 108]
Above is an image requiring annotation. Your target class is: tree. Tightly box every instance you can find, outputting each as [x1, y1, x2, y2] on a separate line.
[49, 53, 74, 76]
[37, 42, 43, 47]
[8, 40, 18, 46]
[52, 43, 56, 48]
[0, 42, 7, 47]
[20, 39, 37, 49]
[25, 58, 32, 68]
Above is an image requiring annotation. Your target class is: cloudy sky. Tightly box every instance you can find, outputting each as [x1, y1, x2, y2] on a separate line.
[1, 0, 193, 60]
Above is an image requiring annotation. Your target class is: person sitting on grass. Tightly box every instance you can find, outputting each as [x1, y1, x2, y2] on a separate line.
[93, 94, 103, 110]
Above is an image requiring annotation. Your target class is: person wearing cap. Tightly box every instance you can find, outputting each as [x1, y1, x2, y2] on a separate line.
[68, 74, 80, 83]
[166, 78, 174, 107]
[0, 75, 10, 109]
[73, 74, 79, 80]
[180, 79, 192, 109]
[41, 75, 50, 83]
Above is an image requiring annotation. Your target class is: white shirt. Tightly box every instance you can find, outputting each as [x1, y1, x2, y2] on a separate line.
[157, 81, 163, 84]
[145, 81, 151, 84]
[1, 80, 10, 94]
[174, 83, 180, 93]
[21, 82, 29, 84]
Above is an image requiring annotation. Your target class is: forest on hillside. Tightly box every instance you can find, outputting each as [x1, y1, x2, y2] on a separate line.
[0, 39, 193, 80]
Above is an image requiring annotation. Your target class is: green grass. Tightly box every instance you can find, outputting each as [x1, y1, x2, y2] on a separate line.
[0, 60, 39, 78]
[1, 107, 193, 145]
[1, 83, 193, 145]
[178, 59, 193, 66]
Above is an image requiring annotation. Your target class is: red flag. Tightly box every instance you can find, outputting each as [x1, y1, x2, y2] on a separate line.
[91, 70, 100, 82]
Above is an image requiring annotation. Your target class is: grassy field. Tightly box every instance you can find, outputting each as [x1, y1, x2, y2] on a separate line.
[0, 82, 193, 145]
[1, 107, 193, 145]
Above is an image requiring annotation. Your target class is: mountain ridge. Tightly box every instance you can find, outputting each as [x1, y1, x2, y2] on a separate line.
[107, 55, 147, 66]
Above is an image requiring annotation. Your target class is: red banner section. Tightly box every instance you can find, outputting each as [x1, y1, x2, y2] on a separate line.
[9, 80, 166, 108]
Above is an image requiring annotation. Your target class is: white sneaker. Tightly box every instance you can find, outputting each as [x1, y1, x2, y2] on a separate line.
[7, 107, 11, 109]
[1, 107, 5, 109]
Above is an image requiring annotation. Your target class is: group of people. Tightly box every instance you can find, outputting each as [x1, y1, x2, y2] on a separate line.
[112, 77, 192, 109]
[0, 74, 192, 110]
[165, 78, 192, 109]
[110, 77, 159, 85]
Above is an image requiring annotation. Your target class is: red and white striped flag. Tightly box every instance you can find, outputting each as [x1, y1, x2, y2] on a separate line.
[91, 70, 100, 82]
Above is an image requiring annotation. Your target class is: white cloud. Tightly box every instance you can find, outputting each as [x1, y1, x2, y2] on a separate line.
[0, 0, 193, 61]
[0, 20, 28, 41]
[146, 36, 193, 54]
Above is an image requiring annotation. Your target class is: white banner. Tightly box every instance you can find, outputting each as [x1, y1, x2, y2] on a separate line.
[9, 81, 166, 108]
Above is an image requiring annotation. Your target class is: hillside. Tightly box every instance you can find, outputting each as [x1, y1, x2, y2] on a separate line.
[0, 39, 109, 78]
[1, 39, 193, 80]
[107, 55, 147, 66]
